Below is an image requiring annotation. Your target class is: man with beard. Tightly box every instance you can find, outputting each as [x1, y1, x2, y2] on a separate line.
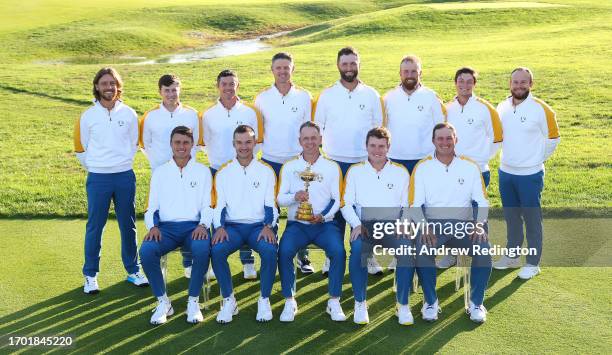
[255, 52, 315, 274]
[75, 67, 148, 294]
[313, 46, 385, 276]
[383, 55, 446, 175]
[493, 67, 560, 280]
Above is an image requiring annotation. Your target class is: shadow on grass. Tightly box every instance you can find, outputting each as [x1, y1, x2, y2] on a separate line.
[0, 268, 525, 353]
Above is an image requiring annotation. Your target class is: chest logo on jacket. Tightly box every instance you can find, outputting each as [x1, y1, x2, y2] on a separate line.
[387, 183, 394, 189]
[467, 118, 474, 125]
[117, 120, 125, 127]
[291, 106, 298, 113]
[417, 105, 424, 111]
[520, 116, 527, 123]
[359, 104, 365, 110]
[458, 178, 465, 185]
[252, 181, 260, 189]
[190, 181, 198, 188]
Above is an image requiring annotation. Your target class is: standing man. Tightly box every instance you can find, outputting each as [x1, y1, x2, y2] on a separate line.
[277, 122, 346, 322]
[438, 67, 503, 269]
[255, 52, 315, 274]
[74, 67, 148, 294]
[201, 69, 264, 279]
[313, 46, 385, 275]
[139, 126, 213, 325]
[493, 67, 560, 279]
[140, 74, 200, 278]
[410, 122, 491, 323]
[210, 125, 279, 323]
[341, 127, 414, 325]
[383, 55, 446, 175]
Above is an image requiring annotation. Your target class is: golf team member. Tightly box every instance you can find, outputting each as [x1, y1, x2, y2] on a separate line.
[438, 67, 503, 269]
[255, 52, 315, 274]
[201, 69, 263, 279]
[341, 127, 414, 325]
[74, 67, 148, 294]
[211, 125, 279, 323]
[277, 122, 346, 322]
[410, 122, 491, 323]
[493, 67, 560, 279]
[140, 74, 200, 278]
[383, 55, 446, 175]
[313, 46, 385, 275]
[139, 126, 213, 325]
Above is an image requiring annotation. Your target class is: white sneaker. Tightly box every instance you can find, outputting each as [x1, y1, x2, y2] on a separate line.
[256, 297, 273, 322]
[184, 266, 192, 279]
[493, 256, 522, 270]
[150, 300, 174, 325]
[83, 276, 99, 294]
[186, 300, 203, 324]
[467, 301, 487, 323]
[436, 254, 457, 269]
[206, 267, 216, 281]
[388, 258, 397, 271]
[243, 264, 257, 280]
[297, 257, 315, 274]
[367, 256, 384, 275]
[127, 271, 149, 287]
[216, 295, 238, 323]
[279, 299, 298, 322]
[396, 304, 414, 325]
[322, 257, 330, 276]
[517, 264, 541, 279]
[353, 301, 369, 324]
[326, 299, 346, 322]
[421, 300, 440, 322]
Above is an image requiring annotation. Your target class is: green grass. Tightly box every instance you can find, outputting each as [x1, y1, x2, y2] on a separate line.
[0, 2, 610, 351]
[0, 0, 610, 216]
[0, 218, 610, 353]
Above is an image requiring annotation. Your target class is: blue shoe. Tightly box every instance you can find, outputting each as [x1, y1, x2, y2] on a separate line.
[127, 271, 149, 287]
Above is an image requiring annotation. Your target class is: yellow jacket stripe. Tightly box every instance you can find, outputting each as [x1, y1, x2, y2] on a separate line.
[74, 117, 85, 153]
[408, 156, 431, 206]
[533, 97, 560, 139]
[476, 97, 503, 143]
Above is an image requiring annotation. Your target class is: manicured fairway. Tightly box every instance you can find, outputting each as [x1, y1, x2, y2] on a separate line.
[0, 0, 610, 353]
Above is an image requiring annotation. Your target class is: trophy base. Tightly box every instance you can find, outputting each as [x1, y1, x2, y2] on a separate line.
[296, 202, 314, 221]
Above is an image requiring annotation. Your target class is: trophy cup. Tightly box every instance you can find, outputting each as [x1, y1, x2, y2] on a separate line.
[295, 164, 322, 221]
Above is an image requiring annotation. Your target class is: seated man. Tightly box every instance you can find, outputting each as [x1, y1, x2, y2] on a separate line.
[139, 126, 214, 325]
[211, 125, 279, 323]
[410, 122, 491, 323]
[341, 127, 414, 325]
[277, 121, 346, 322]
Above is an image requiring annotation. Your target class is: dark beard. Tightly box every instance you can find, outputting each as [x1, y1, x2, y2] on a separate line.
[340, 70, 358, 83]
[511, 89, 530, 101]
[402, 78, 418, 91]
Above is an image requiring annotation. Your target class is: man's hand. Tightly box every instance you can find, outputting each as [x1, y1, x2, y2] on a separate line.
[212, 227, 229, 245]
[350, 225, 363, 242]
[420, 231, 437, 248]
[310, 214, 324, 224]
[294, 191, 309, 202]
[192, 224, 208, 240]
[258, 225, 276, 244]
[144, 226, 161, 242]
[469, 228, 488, 243]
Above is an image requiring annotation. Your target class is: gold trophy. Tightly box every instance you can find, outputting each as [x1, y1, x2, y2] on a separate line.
[295, 164, 322, 221]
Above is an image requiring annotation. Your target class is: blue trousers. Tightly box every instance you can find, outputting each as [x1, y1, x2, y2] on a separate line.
[389, 159, 420, 176]
[499, 169, 544, 265]
[262, 158, 309, 261]
[332, 160, 354, 236]
[482, 171, 491, 188]
[139, 221, 211, 297]
[211, 223, 278, 298]
[278, 221, 345, 298]
[83, 170, 139, 277]
[211, 167, 254, 265]
[416, 225, 492, 306]
[350, 236, 415, 304]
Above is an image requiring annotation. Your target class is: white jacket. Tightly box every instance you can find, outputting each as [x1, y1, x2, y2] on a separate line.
[144, 158, 213, 230]
[74, 100, 138, 173]
[139, 102, 200, 171]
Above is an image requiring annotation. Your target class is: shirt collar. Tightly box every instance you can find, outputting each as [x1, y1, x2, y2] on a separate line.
[272, 83, 295, 97]
[336, 80, 363, 93]
[159, 102, 182, 114]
